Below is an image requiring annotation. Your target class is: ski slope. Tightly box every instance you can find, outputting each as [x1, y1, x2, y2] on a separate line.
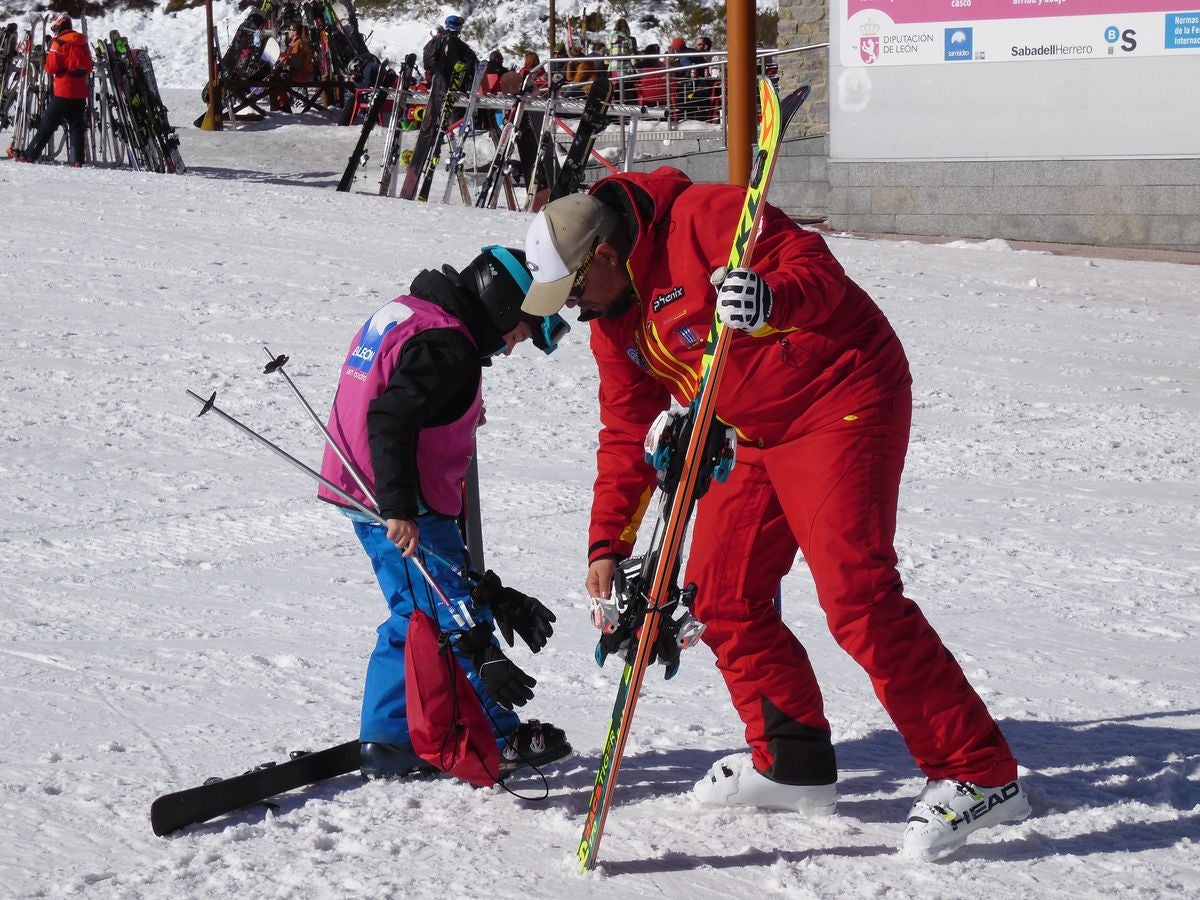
[0, 89, 1198, 899]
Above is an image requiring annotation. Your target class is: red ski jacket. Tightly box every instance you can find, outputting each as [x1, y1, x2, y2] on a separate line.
[45, 29, 93, 100]
[584, 168, 912, 563]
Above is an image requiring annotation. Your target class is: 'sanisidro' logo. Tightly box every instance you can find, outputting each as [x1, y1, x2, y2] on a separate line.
[945, 26, 973, 62]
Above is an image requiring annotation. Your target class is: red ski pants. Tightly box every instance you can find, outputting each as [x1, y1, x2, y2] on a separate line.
[686, 388, 1017, 786]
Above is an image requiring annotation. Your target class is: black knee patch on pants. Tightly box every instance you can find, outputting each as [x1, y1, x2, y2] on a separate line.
[761, 697, 838, 785]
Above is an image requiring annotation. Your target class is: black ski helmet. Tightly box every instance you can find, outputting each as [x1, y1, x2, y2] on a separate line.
[454, 247, 570, 355]
[458, 246, 532, 337]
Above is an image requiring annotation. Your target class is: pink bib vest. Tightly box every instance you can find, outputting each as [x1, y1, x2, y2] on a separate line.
[317, 296, 482, 517]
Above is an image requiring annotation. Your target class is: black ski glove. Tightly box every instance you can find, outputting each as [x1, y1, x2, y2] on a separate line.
[471, 570, 556, 653]
[455, 621, 537, 710]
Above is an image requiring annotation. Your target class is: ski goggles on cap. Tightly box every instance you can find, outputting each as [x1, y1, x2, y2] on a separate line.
[484, 245, 570, 355]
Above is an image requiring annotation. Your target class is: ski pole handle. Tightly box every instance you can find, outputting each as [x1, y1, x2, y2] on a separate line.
[261, 346, 381, 511]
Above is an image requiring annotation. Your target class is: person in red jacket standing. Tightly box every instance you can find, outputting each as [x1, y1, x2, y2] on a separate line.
[8, 14, 93, 165]
[520, 168, 1030, 862]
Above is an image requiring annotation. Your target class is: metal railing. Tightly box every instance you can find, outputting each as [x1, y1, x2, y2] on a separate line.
[543, 42, 827, 137]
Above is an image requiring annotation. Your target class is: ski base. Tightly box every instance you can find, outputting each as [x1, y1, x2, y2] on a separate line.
[150, 740, 360, 836]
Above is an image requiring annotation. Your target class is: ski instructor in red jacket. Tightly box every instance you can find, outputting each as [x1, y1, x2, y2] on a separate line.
[7, 15, 93, 165]
[521, 167, 1029, 861]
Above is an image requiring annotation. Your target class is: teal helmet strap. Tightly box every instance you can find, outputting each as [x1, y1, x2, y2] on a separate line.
[482, 245, 532, 294]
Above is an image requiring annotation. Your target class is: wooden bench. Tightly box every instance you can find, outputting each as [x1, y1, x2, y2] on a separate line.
[222, 78, 351, 119]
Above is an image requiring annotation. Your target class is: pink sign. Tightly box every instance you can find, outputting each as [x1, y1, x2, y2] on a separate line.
[847, 0, 1200, 25]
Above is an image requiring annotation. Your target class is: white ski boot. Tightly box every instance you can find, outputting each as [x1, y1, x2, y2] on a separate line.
[901, 777, 1031, 861]
[693, 753, 837, 815]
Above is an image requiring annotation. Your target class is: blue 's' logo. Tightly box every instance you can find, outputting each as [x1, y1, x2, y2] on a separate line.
[945, 27, 973, 61]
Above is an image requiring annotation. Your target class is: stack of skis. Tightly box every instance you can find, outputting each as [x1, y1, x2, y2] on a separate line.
[339, 63, 615, 209]
[0, 16, 183, 173]
[93, 30, 185, 173]
[0, 22, 20, 131]
[2, 15, 50, 158]
[207, 0, 370, 117]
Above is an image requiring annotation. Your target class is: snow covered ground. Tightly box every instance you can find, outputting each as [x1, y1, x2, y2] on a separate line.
[1, 89, 1199, 899]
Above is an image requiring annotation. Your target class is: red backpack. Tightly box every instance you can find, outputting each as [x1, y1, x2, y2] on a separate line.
[404, 609, 500, 788]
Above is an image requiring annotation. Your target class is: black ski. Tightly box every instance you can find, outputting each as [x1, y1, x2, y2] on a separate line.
[526, 69, 566, 211]
[474, 72, 535, 209]
[549, 71, 611, 201]
[150, 740, 360, 836]
[336, 63, 395, 193]
[413, 59, 469, 202]
[398, 59, 468, 201]
[377, 52, 418, 197]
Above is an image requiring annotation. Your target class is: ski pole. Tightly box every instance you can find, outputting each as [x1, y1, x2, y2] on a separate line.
[261, 347, 379, 510]
[259, 351, 483, 587]
[185, 389, 473, 626]
[186, 388, 379, 520]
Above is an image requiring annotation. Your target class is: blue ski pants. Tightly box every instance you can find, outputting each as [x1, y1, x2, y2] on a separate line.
[353, 515, 520, 745]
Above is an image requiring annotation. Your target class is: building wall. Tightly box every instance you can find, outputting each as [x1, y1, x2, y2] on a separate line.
[755, 1, 1200, 251]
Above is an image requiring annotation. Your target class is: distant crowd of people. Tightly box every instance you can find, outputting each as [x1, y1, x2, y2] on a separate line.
[334, 14, 730, 127]
[544, 20, 723, 122]
[233, 9, 748, 129]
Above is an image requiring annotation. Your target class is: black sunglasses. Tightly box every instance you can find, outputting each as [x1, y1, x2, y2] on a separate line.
[567, 238, 601, 303]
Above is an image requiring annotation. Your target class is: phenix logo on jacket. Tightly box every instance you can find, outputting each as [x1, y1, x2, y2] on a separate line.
[318, 296, 482, 518]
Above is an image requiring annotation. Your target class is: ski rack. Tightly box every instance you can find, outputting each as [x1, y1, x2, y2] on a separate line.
[400, 88, 665, 186]
[404, 89, 663, 120]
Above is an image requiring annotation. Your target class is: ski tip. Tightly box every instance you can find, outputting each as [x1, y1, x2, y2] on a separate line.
[780, 84, 812, 131]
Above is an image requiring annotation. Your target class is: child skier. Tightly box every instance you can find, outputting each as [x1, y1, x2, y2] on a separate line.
[318, 246, 571, 780]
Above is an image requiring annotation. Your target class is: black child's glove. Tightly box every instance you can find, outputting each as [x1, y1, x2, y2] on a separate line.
[471, 570, 556, 653]
[455, 621, 536, 710]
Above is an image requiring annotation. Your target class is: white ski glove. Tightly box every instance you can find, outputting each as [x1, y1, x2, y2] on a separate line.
[713, 266, 773, 333]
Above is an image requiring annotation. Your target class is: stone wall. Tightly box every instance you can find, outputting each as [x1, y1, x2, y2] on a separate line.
[775, 0, 827, 137]
[629, 134, 831, 223]
[827, 159, 1200, 252]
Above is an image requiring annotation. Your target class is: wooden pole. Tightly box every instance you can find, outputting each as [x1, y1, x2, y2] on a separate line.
[548, 0, 556, 57]
[200, 0, 222, 130]
[725, 1, 755, 184]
